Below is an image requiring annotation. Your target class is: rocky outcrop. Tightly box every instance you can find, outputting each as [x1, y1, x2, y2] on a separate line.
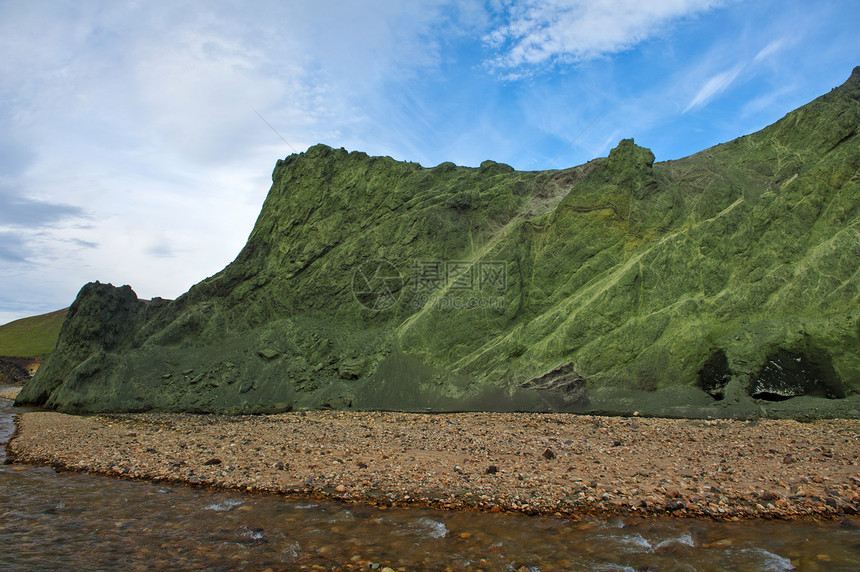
[17, 67, 860, 418]
[0, 358, 34, 386]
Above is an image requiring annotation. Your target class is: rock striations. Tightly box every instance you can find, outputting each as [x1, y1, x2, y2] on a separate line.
[17, 68, 860, 417]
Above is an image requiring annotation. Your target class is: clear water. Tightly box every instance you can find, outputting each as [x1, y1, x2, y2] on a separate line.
[1, 393, 858, 570]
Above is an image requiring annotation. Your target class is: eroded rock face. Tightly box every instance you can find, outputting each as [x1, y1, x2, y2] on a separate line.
[17, 282, 146, 408]
[17, 68, 860, 416]
[522, 363, 587, 406]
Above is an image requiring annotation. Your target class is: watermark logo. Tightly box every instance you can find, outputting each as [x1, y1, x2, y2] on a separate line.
[352, 258, 507, 311]
[351, 259, 404, 311]
[412, 260, 507, 292]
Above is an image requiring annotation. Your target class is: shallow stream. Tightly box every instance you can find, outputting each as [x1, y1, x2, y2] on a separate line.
[1, 392, 858, 570]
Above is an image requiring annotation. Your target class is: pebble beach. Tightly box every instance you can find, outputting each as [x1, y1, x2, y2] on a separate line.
[6, 408, 860, 521]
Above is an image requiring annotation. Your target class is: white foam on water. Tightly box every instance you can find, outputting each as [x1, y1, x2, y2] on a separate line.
[241, 527, 265, 540]
[202, 498, 243, 511]
[743, 548, 795, 571]
[654, 532, 695, 550]
[416, 517, 448, 538]
[592, 532, 655, 555]
[282, 541, 301, 561]
[615, 533, 653, 552]
[294, 503, 319, 509]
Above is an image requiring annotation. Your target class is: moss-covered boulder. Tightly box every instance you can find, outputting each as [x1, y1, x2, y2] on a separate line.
[17, 67, 860, 418]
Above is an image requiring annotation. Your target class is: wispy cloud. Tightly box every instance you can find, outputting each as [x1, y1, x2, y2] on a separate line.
[71, 238, 98, 249]
[682, 32, 789, 114]
[146, 242, 175, 259]
[0, 232, 29, 263]
[0, 185, 85, 227]
[484, 0, 726, 76]
[753, 38, 785, 63]
[683, 63, 744, 112]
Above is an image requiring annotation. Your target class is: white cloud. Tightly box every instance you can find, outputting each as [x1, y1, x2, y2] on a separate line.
[680, 33, 789, 115]
[0, 0, 459, 321]
[484, 0, 725, 74]
[753, 38, 785, 63]
[132, 30, 293, 163]
[683, 63, 744, 112]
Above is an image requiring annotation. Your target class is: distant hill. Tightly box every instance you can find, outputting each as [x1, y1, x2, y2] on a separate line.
[0, 309, 68, 358]
[17, 67, 860, 418]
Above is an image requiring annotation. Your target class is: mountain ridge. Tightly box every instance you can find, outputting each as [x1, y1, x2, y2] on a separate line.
[17, 67, 860, 418]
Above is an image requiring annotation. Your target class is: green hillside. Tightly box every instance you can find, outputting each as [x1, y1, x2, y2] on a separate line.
[17, 67, 860, 418]
[0, 309, 68, 358]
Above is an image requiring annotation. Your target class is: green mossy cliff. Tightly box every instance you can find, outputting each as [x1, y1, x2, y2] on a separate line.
[18, 68, 860, 418]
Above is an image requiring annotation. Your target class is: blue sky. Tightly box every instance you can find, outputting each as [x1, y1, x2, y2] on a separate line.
[1, 0, 859, 324]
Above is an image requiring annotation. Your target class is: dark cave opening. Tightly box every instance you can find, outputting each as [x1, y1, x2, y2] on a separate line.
[749, 348, 845, 401]
[697, 349, 732, 400]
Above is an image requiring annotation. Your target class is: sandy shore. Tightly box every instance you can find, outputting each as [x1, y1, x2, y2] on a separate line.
[0, 387, 21, 400]
[7, 410, 860, 520]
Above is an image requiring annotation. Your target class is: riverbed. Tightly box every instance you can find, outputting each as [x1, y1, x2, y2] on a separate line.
[2, 392, 859, 570]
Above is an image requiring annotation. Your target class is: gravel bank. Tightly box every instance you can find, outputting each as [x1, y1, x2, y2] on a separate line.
[0, 387, 21, 400]
[7, 410, 860, 520]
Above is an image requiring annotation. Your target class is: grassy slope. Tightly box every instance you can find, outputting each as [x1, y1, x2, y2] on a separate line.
[0, 309, 68, 357]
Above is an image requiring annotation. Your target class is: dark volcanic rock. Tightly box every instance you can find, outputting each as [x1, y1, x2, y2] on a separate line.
[697, 350, 732, 400]
[17, 282, 146, 410]
[522, 362, 587, 403]
[750, 349, 845, 401]
[15, 68, 860, 417]
[0, 358, 32, 385]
